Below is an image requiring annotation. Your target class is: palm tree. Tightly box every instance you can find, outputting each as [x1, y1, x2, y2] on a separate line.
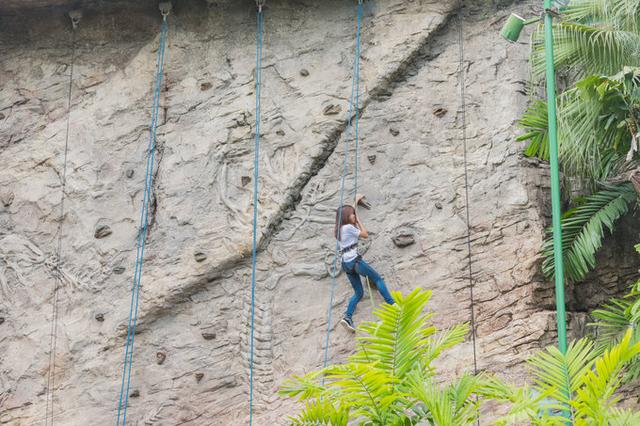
[518, 0, 640, 282]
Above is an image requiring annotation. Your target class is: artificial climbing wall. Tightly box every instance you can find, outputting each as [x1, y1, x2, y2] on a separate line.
[2, 0, 628, 424]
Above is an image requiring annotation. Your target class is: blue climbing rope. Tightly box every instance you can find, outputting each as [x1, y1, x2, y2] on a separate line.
[322, 0, 364, 371]
[116, 14, 169, 426]
[249, 2, 264, 425]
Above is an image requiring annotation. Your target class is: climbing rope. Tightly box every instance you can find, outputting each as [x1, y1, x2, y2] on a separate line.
[457, 0, 479, 380]
[248, 1, 265, 425]
[322, 0, 364, 370]
[116, 8, 169, 425]
[44, 20, 77, 426]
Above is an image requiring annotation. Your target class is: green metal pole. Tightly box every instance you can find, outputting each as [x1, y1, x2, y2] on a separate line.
[543, 0, 568, 354]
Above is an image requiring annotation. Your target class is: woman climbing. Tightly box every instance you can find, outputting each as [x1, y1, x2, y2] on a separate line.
[336, 195, 395, 332]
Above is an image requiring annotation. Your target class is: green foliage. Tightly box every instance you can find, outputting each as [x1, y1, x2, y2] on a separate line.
[490, 329, 640, 425]
[281, 290, 640, 425]
[591, 244, 640, 383]
[541, 183, 637, 282]
[530, 0, 640, 80]
[517, 100, 549, 160]
[280, 288, 491, 425]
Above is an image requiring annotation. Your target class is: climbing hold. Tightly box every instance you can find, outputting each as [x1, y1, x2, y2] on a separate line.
[94, 225, 112, 239]
[241, 176, 252, 187]
[95, 313, 105, 322]
[113, 266, 125, 275]
[156, 352, 166, 365]
[276, 129, 285, 136]
[129, 390, 140, 398]
[323, 104, 342, 115]
[0, 317, 4, 325]
[201, 331, 216, 340]
[435, 201, 443, 210]
[195, 373, 204, 383]
[0, 112, 5, 120]
[367, 155, 376, 165]
[68, 10, 82, 29]
[389, 128, 400, 136]
[200, 82, 212, 91]
[299, 68, 310, 77]
[392, 229, 415, 248]
[1, 191, 14, 207]
[433, 107, 448, 118]
[125, 169, 134, 178]
[194, 252, 207, 262]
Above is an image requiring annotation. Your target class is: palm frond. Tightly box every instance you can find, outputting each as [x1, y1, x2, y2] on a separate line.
[573, 329, 640, 421]
[541, 183, 637, 282]
[354, 289, 434, 381]
[528, 337, 597, 408]
[288, 400, 349, 426]
[279, 371, 328, 401]
[530, 0, 640, 79]
[517, 100, 550, 160]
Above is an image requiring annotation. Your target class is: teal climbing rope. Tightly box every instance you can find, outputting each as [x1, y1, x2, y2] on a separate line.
[322, 0, 364, 370]
[116, 13, 169, 426]
[248, 2, 265, 425]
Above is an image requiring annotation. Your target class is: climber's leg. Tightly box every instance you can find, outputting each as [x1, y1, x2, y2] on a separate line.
[355, 259, 395, 305]
[343, 260, 364, 319]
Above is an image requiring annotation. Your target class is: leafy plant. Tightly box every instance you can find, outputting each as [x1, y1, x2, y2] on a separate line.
[489, 329, 640, 425]
[280, 288, 491, 425]
[541, 183, 636, 282]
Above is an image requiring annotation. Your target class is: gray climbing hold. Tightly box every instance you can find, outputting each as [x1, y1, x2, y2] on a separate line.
[129, 390, 140, 398]
[94, 225, 112, 239]
[276, 129, 285, 136]
[300, 68, 310, 77]
[323, 104, 342, 115]
[392, 229, 415, 248]
[1, 191, 14, 207]
[241, 176, 251, 187]
[368, 155, 376, 165]
[156, 352, 166, 365]
[435, 201, 443, 210]
[433, 107, 447, 118]
[95, 313, 104, 322]
[389, 128, 400, 136]
[194, 252, 207, 262]
[200, 82, 212, 91]
[195, 373, 204, 383]
[113, 266, 125, 275]
[125, 169, 134, 178]
[201, 332, 216, 340]
[0, 317, 4, 325]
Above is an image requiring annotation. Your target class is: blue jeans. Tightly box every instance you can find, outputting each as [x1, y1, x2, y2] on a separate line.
[342, 256, 395, 319]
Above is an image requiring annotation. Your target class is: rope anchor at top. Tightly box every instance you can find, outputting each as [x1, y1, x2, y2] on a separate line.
[256, 0, 266, 12]
[159, 1, 172, 17]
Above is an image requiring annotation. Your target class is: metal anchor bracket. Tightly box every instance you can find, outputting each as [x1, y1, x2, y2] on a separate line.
[68, 10, 82, 29]
[159, 1, 172, 17]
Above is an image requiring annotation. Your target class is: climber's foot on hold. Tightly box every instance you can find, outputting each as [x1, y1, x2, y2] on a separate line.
[341, 317, 355, 333]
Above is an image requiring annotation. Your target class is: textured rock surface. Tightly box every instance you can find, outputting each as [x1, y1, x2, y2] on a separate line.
[2, 0, 638, 425]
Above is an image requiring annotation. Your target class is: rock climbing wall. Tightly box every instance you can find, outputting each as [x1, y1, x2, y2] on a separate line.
[3, 0, 631, 424]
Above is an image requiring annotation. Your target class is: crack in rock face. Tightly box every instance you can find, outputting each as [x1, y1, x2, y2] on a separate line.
[2, 0, 638, 424]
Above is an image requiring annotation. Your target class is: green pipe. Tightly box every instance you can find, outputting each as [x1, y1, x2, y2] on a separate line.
[543, 0, 568, 354]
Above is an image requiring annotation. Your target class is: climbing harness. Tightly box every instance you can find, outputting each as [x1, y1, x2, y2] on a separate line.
[44, 11, 79, 426]
[248, 1, 265, 424]
[457, 0, 479, 383]
[116, 4, 170, 425]
[322, 0, 364, 370]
